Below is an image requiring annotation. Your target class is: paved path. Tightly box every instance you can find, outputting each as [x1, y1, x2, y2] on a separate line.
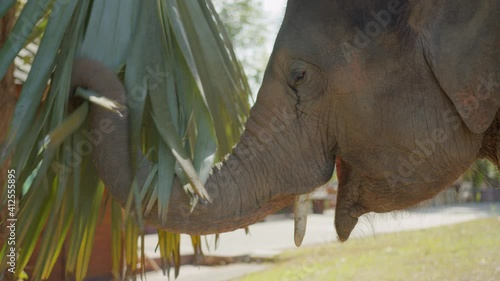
[144, 202, 500, 281]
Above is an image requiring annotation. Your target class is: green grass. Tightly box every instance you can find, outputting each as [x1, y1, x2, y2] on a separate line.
[235, 218, 500, 281]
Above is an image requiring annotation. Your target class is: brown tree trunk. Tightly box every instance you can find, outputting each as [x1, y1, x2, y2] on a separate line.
[0, 5, 17, 281]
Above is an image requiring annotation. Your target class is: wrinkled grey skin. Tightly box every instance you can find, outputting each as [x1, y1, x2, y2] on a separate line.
[73, 0, 499, 241]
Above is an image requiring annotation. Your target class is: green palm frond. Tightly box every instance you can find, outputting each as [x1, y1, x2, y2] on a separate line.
[0, 0, 251, 280]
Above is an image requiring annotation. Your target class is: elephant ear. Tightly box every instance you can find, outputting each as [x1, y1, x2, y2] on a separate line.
[425, 0, 500, 134]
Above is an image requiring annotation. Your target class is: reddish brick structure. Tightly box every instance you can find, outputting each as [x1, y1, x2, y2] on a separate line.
[25, 203, 114, 281]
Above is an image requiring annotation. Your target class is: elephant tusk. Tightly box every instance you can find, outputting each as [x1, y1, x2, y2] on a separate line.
[294, 194, 310, 247]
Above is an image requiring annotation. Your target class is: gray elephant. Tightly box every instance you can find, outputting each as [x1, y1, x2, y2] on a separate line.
[72, 0, 499, 242]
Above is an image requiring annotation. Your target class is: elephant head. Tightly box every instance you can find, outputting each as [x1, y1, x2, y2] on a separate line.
[76, 0, 499, 241]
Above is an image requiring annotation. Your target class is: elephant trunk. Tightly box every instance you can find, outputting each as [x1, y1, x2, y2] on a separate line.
[72, 58, 134, 206]
[73, 58, 297, 235]
[162, 140, 296, 234]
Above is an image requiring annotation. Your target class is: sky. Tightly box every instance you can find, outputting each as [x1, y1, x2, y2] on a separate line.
[262, 0, 287, 44]
[263, 0, 287, 19]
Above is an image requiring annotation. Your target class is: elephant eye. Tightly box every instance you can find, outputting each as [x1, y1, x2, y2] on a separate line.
[292, 70, 306, 84]
[288, 70, 306, 94]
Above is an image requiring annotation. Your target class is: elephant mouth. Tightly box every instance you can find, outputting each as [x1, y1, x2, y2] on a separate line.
[335, 156, 344, 186]
[332, 156, 360, 242]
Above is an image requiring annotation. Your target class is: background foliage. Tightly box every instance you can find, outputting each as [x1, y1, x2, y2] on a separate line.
[213, 0, 269, 93]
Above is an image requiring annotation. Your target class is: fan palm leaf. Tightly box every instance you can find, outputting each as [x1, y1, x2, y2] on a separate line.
[0, 0, 251, 280]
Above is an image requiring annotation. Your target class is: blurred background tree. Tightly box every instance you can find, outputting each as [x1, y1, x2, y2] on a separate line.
[213, 0, 269, 94]
[462, 159, 499, 202]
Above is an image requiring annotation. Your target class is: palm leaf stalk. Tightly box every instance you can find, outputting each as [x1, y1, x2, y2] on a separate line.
[0, 0, 251, 280]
